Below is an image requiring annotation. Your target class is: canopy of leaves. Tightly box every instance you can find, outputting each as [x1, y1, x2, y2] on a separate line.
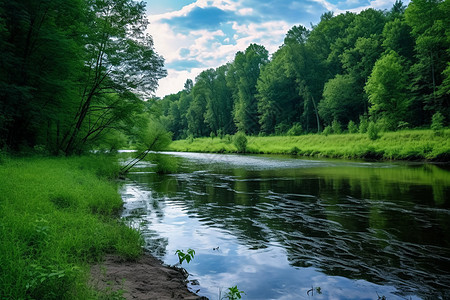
[0, 0, 166, 154]
[145, 0, 449, 139]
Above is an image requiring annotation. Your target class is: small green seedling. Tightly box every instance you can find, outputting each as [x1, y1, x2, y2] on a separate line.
[224, 285, 245, 300]
[175, 248, 195, 265]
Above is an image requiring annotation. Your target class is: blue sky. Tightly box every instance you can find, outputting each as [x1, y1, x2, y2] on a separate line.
[144, 0, 406, 97]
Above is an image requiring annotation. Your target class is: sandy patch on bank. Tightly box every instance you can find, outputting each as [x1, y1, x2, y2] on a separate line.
[90, 254, 205, 299]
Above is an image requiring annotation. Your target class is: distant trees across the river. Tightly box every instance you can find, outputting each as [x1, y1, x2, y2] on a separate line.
[154, 0, 449, 140]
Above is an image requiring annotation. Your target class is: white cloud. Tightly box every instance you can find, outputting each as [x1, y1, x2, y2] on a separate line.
[238, 7, 253, 15]
[155, 68, 204, 98]
[147, 22, 189, 64]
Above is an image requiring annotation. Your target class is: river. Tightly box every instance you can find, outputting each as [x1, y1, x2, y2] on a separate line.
[119, 152, 450, 300]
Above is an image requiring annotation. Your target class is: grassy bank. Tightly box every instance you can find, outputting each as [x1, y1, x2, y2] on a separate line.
[0, 155, 142, 299]
[167, 129, 450, 161]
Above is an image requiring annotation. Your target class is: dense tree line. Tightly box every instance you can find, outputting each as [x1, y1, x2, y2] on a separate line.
[156, 0, 449, 140]
[0, 0, 166, 154]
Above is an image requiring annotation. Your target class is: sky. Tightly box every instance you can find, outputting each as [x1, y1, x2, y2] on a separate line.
[144, 0, 406, 98]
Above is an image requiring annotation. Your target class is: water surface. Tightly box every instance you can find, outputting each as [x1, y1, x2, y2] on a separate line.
[120, 152, 450, 299]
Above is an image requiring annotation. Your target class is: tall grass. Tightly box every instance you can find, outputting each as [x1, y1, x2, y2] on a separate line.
[0, 155, 142, 299]
[167, 129, 450, 161]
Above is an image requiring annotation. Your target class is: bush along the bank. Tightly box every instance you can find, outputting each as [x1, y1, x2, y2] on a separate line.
[0, 156, 143, 299]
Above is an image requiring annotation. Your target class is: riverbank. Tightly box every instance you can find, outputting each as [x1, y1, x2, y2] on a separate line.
[0, 155, 197, 299]
[167, 129, 450, 161]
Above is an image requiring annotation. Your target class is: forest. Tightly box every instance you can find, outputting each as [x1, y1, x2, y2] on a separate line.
[155, 0, 449, 140]
[0, 0, 167, 155]
[0, 0, 449, 155]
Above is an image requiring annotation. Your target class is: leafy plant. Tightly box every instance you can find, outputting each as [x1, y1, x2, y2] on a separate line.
[223, 285, 245, 300]
[348, 120, 358, 133]
[359, 115, 369, 133]
[233, 132, 248, 153]
[331, 119, 342, 134]
[367, 121, 380, 140]
[287, 123, 303, 136]
[431, 112, 445, 135]
[322, 125, 332, 136]
[175, 248, 195, 265]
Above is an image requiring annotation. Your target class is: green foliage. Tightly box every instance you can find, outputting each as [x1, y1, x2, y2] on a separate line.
[223, 286, 245, 300]
[431, 112, 445, 134]
[348, 120, 358, 133]
[322, 126, 332, 136]
[0, 0, 166, 154]
[175, 249, 195, 265]
[359, 115, 369, 133]
[287, 123, 303, 136]
[365, 50, 410, 130]
[229, 44, 269, 134]
[149, 153, 179, 174]
[120, 119, 172, 175]
[137, 120, 172, 152]
[331, 119, 342, 134]
[367, 121, 380, 140]
[319, 74, 362, 126]
[0, 156, 143, 299]
[233, 132, 248, 153]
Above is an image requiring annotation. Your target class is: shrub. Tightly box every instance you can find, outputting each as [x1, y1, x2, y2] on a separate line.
[375, 117, 390, 132]
[150, 153, 179, 174]
[331, 119, 342, 134]
[323, 125, 332, 136]
[224, 134, 232, 144]
[233, 132, 247, 153]
[367, 121, 380, 140]
[397, 121, 409, 130]
[290, 146, 300, 155]
[431, 112, 445, 135]
[359, 115, 369, 133]
[287, 123, 303, 136]
[348, 120, 358, 133]
[275, 123, 289, 135]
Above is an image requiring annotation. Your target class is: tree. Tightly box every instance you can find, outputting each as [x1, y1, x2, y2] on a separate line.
[228, 44, 268, 134]
[382, 19, 415, 61]
[0, 0, 167, 154]
[0, 0, 86, 151]
[365, 51, 410, 130]
[120, 119, 172, 175]
[256, 46, 300, 134]
[405, 0, 450, 119]
[283, 25, 323, 133]
[62, 0, 166, 155]
[202, 66, 234, 135]
[319, 74, 362, 125]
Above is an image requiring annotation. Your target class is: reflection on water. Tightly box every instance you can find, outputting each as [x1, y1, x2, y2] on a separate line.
[120, 152, 450, 300]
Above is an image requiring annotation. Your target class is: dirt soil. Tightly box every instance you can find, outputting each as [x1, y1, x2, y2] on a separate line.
[90, 254, 205, 300]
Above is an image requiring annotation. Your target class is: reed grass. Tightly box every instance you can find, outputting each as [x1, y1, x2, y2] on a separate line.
[0, 155, 142, 299]
[167, 129, 450, 161]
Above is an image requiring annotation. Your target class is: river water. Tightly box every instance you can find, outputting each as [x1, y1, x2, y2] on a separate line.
[120, 152, 450, 300]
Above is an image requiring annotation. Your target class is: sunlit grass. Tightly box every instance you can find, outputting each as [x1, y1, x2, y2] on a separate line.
[0, 155, 142, 299]
[167, 129, 450, 161]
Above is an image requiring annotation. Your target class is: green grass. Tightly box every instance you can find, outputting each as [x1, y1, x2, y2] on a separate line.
[167, 129, 450, 161]
[0, 155, 142, 299]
